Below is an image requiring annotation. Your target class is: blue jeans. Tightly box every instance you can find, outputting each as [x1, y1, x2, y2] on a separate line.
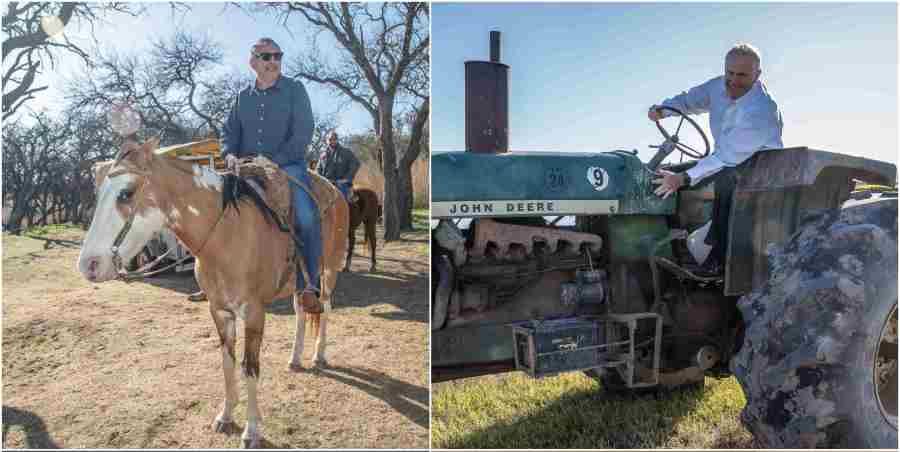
[282, 164, 321, 293]
[335, 181, 353, 201]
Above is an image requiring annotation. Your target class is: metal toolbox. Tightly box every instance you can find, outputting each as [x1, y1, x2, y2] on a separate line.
[511, 317, 604, 378]
[511, 313, 663, 385]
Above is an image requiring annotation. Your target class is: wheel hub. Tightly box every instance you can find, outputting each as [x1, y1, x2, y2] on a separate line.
[875, 302, 898, 427]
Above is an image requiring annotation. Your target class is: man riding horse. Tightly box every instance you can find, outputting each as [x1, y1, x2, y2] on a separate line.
[189, 37, 322, 307]
[316, 130, 361, 203]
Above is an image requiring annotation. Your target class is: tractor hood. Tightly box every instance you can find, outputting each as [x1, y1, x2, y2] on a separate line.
[431, 150, 675, 218]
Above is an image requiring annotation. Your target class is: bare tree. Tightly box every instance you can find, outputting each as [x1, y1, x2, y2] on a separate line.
[267, 2, 430, 241]
[59, 110, 119, 223]
[2, 108, 118, 231]
[199, 70, 249, 137]
[66, 48, 196, 145]
[2, 2, 142, 120]
[150, 31, 225, 137]
[2, 113, 71, 232]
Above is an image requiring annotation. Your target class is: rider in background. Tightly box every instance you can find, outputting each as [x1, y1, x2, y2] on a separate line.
[649, 43, 783, 275]
[316, 130, 361, 203]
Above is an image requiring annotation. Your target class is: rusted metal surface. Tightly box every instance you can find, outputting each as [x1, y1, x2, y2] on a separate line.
[469, 219, 603, 261]
[727, 148, 896, 295]
[737, 147, 896, 191]
[465, 61, 509, 154]
[465, 32, 509, 154]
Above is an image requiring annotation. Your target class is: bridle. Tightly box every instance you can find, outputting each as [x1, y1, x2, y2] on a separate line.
[103, 158, 226, 282]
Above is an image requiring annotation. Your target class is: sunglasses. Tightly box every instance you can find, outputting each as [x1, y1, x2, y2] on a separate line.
[253, 51, 283, 62]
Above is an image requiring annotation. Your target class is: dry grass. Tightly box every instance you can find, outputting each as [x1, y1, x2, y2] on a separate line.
[353, 159, 429, 209]
[2, 224, 429, 449]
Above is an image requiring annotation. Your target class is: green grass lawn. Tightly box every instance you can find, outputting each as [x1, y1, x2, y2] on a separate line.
[432, 372, 753, 449]
[413, 208, 429, 231]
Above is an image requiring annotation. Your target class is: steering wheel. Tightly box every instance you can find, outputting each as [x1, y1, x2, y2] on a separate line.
[654, 106, 710, 159]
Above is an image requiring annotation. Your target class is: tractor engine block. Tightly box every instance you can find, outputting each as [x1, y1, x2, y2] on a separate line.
[432, 219, 606, 329]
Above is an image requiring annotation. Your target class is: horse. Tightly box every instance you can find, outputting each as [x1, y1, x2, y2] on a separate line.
[345, 188, 380, 272]
[78, 138, 349, 448]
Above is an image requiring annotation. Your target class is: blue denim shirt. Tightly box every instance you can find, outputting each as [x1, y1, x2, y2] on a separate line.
[222, 75, 314, 168]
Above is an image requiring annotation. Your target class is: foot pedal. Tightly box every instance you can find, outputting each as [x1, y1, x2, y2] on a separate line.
[652, 256, 723, 283]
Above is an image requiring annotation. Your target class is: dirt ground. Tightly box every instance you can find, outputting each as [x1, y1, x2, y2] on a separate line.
[2, 225, 429, 449]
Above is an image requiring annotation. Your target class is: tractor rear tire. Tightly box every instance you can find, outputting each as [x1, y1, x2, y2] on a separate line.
[732, 198, 898, 448]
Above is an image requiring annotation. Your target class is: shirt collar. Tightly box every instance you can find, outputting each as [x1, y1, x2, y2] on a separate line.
[727, 79, 762, 106]
[249, 75, 285, 96]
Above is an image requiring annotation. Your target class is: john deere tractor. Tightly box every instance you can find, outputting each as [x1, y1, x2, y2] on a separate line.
[431, 32, 897, 448]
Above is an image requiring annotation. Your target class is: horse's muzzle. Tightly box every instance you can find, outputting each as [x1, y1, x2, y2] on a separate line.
[78, 254, 117, 283]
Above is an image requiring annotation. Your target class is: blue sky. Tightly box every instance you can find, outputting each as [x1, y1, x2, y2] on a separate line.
[13, 3, 373, 135]
[432, 3, 898, 164]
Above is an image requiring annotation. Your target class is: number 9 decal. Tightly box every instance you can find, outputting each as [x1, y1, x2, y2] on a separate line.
[586, 166, 609, 192]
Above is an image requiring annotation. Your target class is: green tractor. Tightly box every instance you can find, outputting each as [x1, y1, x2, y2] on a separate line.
[431, 32, 897, 448]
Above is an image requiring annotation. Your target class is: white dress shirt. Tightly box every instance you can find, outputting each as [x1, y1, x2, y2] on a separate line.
[660, 76, 784, 185]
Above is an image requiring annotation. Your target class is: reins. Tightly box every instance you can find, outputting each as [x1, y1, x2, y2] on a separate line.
[106, 161, 227, 283]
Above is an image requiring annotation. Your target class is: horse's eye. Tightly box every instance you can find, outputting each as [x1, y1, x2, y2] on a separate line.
[117, 189, 135, 203]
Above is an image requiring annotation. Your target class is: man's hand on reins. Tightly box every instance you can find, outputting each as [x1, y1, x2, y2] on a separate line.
[225, 154, 240, 176]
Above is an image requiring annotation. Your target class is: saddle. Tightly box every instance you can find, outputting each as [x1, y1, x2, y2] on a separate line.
[234, 157, 341, 306]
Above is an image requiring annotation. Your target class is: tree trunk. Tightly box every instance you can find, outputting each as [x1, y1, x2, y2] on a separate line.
[397, 163, 414, 231]
[8, 210, 26, 234]
[379, 101, 402, 242]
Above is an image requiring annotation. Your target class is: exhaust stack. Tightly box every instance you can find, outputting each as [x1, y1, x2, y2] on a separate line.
[465, 31, 509, 154]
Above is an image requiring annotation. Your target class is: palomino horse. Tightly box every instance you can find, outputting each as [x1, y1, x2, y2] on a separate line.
[79, 139, 348, 448]
[345, 188, 380, 272]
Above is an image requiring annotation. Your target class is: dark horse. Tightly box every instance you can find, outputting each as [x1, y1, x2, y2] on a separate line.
[345, 188, 380, 272]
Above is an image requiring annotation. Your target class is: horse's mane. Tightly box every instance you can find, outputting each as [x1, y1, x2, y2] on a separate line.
[221, 175, 290, 233]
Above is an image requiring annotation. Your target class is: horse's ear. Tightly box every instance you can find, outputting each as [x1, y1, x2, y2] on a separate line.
[130, 137, 158, 168]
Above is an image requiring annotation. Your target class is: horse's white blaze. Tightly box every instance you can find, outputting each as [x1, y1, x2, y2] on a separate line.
[78, 173, 132, 280]
[77, 172, 167, 282]
[193, 164, 222, 191]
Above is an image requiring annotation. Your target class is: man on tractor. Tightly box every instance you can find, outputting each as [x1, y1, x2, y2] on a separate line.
[649, 43, 784, 275]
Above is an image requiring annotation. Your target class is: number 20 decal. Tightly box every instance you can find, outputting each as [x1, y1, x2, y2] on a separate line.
[586, 167, 609, 192]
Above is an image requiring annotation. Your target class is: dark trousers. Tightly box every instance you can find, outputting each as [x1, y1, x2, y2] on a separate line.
[704, 166, 738, 266]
